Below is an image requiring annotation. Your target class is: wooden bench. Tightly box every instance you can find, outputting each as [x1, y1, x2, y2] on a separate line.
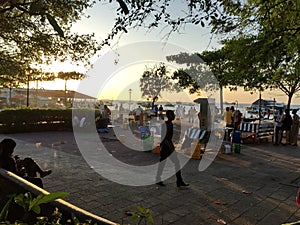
[181, 127, 209, 159]
[239, 121, 274, 143]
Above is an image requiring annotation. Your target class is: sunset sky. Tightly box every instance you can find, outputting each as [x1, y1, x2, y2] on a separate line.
[32, 1, 299, 106]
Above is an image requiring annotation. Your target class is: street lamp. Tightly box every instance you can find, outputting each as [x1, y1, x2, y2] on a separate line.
[128, 88, 132, 111]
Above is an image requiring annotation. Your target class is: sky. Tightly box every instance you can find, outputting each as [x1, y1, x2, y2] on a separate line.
[33, 1, 299, 106]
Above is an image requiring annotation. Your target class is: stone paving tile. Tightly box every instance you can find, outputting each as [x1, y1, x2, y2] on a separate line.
[1, 132, 300, 225]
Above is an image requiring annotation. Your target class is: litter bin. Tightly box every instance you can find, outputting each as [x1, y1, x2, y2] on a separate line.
[234, 144, 241, 153]
[143, 136, 154, 151]
[232, 131, 241, 143]
[139, 126, 154, 151]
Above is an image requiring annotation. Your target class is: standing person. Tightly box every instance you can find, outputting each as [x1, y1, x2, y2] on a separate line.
[119, 103, 124, 113]
[233, 109, 241, 130]
[118, 103, 124, 123]
[156, 110, 189, 188]
[135, 106, 143, 121]
[175, 106, 181, 120]
[291, 109, 299, 146]
[188, 107, 195, 123]
[0, 138, 51, 188]
[224, 107, 233, 128]
[150, 105, 158, 117]
[274, 109, 284, 145]
[98, 103, 104, 115]
[101, 105, 111, 128]
[230, 106, 235, 121]
[223, 107, 233, 141]
[182, 106, 186, 118]
[280, 108, 293, 145]
[158, 105, 164, 120]
[103, 105, 111, 120]
[267, 109, 271, 119]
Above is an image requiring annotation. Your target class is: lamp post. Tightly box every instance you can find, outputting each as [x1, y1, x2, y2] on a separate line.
[26, 72, 30, 107]
[128, 89, 132, 111]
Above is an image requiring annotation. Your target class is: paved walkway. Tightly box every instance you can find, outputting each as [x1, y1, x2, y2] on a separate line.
[1, 131, 300, 225]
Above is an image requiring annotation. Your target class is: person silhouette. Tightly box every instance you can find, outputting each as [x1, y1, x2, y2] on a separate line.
[156, 110, 189, 188]
[0, 138, 51, 188]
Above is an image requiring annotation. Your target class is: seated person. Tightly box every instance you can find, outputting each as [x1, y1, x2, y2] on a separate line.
[0, 138, 51, 188]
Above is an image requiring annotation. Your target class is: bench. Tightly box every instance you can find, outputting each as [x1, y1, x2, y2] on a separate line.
[181, 127, 208, 159]
[239, 121, 274, 143]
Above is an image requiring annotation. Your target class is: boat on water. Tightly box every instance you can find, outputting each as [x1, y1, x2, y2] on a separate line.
[244, 99, 285, 120]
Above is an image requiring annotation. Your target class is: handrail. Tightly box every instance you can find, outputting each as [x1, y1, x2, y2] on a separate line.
[0, 168, 117, 225]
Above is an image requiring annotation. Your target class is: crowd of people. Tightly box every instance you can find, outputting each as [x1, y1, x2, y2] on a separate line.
[274, 108, 299, 146]
[223, 106, 242, 130]
[223, 104, 299, 146]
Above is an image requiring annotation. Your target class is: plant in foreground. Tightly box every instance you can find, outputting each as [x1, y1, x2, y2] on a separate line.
[130, 206, 154, 225]
[0, 192, 68, 224]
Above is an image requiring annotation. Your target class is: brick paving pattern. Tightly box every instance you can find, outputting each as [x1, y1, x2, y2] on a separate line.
[1, 131, 300, 225]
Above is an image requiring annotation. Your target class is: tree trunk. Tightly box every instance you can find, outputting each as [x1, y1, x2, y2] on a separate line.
[287, 93, 293, 110]
[220, 86, 224, 114]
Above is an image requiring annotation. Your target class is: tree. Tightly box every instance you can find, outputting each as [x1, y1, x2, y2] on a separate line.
[166, 52, 219, 97]
[0, 0, 100, 81]
[198, 48, 234, 113]
[0, 0, 229, 87]
[0, 73, 27, 106]
[57, 71, 86, 92]
[57, 71, 86, 106]
[210, 0, 300, 109]
[101, 0, 222, 45]
[139, 63, 181, 107]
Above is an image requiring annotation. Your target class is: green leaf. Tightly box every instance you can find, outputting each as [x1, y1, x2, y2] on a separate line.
[14, 193, 28, 210]
[31, 205, 41, 214]
[29, 1, 45, 14]
[136, 205, 145, 213]
[147, 216, 154, 224]
[46, 13, 64, 37]
[0, 195, 14, 221]
[29, 192, 68, 212]
[116, 0, 129, 14]
[130, 214, 140, 221]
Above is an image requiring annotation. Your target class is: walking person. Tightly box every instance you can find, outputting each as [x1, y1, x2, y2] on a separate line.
[291, 109, 299, 146]
[156, 110, 189, 188]
[280, 108, 293, 145]
[274, 109, 284, 145]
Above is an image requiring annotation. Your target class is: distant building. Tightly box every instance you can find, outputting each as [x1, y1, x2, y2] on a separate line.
[251, 99, 285, 110]
[0, 88, 96, 109]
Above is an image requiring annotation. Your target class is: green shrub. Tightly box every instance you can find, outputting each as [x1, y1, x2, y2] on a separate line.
[0, 108, 101, 133]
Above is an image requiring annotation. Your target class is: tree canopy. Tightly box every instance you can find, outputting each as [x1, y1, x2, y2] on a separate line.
[211, 0, 300, 108]
[158, 0, 300, 108]
[139, 63, 181, 106]
[0, 0, 100, 82]
[2, 0, 299, 109]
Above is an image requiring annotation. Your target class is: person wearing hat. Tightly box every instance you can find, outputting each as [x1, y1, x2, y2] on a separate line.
[291, 109, 299, 146]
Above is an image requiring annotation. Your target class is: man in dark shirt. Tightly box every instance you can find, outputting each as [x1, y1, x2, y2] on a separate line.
[156, 110, 189, 188]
